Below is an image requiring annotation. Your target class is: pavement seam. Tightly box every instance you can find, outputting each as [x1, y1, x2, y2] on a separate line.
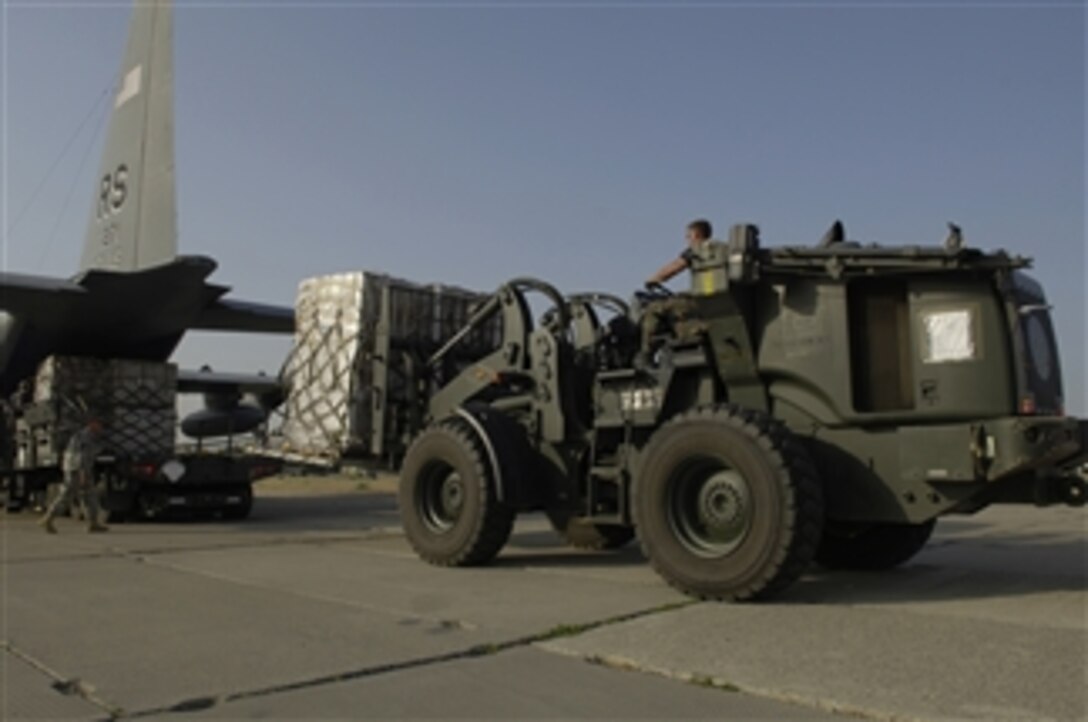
[114, 600, 698, 720]
[0, 528, 401, 566]
[129, 551, 476, 626]
[125, 529, 403, 557]
[2, 640, 125, 719]
[539, 644, 919, 722]
[111, 540, 660, 628]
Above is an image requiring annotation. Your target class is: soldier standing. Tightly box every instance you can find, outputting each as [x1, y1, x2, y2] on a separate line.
[39, 417, 108, 533]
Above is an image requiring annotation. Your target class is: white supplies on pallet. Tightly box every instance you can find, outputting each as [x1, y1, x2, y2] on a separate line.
[32, 356, 177, 459]
[33, 356, 109, 406]
[281, 271, 492, 459]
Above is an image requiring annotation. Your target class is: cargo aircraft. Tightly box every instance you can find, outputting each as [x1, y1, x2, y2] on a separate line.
[0, 0, 291, 421]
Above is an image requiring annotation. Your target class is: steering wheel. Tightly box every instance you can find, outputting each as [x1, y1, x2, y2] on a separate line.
[636, 281, 674, 303]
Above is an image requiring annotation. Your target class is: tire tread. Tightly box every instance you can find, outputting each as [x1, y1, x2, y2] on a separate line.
[636, 404, 824, 601]
[401, 420, 515, 567]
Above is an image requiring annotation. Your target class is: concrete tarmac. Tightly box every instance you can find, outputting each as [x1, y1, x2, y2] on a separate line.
[2, 477, 1085, 721]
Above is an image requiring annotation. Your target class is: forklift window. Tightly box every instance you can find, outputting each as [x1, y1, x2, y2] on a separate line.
[848, 280, 914, 412]
[1024, 313, 1053, 382]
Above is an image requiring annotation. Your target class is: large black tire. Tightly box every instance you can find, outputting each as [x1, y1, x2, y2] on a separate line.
[546, 509, 635, 551]
[815, 520, 936, 570]
[102, 486, 135, 523]
[399, 420, 515, 566]
[2, 490, 22, 513]
[137, 490, 169, 520]
[2, 476, 26, 513]
[222, 485, 254, 521]
[634, 406, 824, 601]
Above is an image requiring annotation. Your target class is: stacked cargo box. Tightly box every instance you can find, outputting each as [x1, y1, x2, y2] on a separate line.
[281, 272, 495, 459]
[32, 356, 177, 459]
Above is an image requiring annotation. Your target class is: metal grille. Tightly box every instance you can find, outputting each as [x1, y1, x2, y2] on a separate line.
[33, 356, 177, 458]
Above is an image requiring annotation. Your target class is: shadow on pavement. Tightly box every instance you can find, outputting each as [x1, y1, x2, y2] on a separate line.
[496, 547, 648, 569]
[782, 538, 1086, 606]
[63, 492, 402, 536]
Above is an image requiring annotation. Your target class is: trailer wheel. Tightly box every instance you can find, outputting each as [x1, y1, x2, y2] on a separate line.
[546, 510, 635, 550]
[815, 520, 936, 570]
[222, 485, 254, 521]
[2, 489, 22, 513]
[104, 496, 136, 523]
[634, 406, 824, 601]
[3, 474, 27, 512]
[137, 490, 169, 520]
[399, 420, 515, 566]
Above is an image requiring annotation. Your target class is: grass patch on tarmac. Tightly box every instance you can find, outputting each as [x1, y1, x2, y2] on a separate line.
[539, 623, 593, 640]
[537, 601, 695, 643]
[690, 674, 740, 693]
[585, 655, 741, 695]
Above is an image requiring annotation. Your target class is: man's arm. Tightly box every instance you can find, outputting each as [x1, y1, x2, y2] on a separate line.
[647, 256, 687, 286]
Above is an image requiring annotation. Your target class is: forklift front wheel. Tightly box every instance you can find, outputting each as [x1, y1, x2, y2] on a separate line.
[399, 420, 515, 567]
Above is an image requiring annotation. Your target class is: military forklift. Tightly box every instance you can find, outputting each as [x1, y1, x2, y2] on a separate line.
[309, 225, 1086, 600]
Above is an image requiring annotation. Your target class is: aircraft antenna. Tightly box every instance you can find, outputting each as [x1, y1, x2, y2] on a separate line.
[6, 80, 113, 240]
[37, 96, 112, 271]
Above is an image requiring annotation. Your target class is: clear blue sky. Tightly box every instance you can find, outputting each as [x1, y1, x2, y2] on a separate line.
[3, 0, 1085, 412]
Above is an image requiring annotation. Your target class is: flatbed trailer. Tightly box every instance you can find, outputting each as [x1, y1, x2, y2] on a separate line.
[1, 356, 282, 520]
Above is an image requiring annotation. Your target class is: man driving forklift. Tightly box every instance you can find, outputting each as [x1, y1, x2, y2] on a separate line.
[647, 218, 713, 287]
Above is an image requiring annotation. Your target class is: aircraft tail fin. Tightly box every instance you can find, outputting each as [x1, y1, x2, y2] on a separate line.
[80, 0, 176, 272]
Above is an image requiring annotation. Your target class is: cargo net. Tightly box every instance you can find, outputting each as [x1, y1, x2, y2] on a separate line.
[34, 356, 178, 458]
[103, 407, 177, 458]
[280, 323, 358, 459]
[280, 272, 499, 460]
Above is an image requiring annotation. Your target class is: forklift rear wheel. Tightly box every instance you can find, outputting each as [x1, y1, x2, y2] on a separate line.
[634, 406, 824, 601]
[399, 420, 514, 567]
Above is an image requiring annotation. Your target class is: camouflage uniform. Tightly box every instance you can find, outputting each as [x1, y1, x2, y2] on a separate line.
[41, 426, 105, 532]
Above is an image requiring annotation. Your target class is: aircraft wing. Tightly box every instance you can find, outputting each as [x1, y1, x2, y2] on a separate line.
[176, 368, 283, 396]
[0, 272, 86, 314]
[192, 298, 295, 334]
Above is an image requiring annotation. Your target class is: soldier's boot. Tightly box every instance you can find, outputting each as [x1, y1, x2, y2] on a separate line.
[38, 515, 57, 534]
[83, 493, 106, 533]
